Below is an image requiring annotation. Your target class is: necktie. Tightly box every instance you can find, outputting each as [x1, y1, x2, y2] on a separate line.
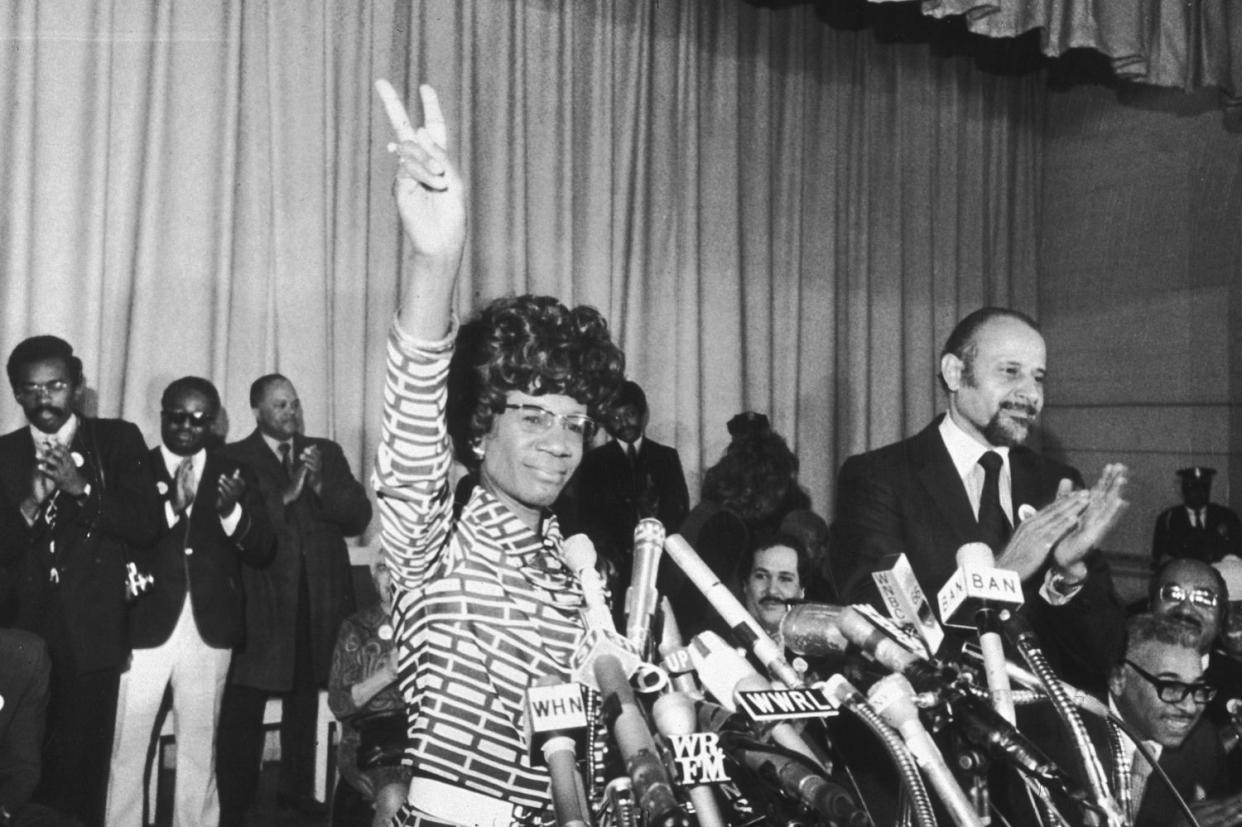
[176, 456, 196, 499]
[279, 442, 293, 477]
[1129, 750, 1153, 820]
[626, 442, 638, 467]
[977, 451, 1011, 552]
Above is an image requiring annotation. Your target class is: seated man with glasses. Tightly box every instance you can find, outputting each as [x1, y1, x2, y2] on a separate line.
[1105, 613, 1242, 826]
[1148, 558, 1228, 654]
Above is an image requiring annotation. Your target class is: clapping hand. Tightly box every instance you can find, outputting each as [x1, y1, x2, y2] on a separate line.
[217, 469, 245, 517]
[300, 445, 323, 495]
[997, 484, 1089, 581]
[1050, 463, 1129, 573]
[38, 442, 88, 498]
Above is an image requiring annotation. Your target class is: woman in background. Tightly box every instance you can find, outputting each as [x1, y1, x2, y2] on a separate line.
[327, 561, 407, 827]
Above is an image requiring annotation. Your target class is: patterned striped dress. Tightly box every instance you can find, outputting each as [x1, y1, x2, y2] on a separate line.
[374, 321, 604, 826]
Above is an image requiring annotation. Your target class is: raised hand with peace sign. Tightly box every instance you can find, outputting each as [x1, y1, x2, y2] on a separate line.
[375, 80, 466, 341]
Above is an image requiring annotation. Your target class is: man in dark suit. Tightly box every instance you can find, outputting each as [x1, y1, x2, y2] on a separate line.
[0, 335, 161, 827]
[1104, 614, 1238, 825]
[1152, 467, 1242, 566]
[574, 380, 689, 576]
[831, 308, 1130, 692]
[216, 373, 372, 824]
[105, 377, 274, 827]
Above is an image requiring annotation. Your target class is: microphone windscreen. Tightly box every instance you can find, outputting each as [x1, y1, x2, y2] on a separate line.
[779, 603, 849, 657]
[955, 542, 995, 569]
[564, 534, 597, 572]
[652, 692, 698, 737]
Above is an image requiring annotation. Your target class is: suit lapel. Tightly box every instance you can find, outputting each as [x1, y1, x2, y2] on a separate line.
[1009, 448, 1041, 524]
[911, 420, 979, 544]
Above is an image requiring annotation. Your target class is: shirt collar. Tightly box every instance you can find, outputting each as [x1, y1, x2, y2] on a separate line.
[159, 444, 206, 478]
[1107, 693, 1165, 764]
[261, 431, 294, 459]
[939, 413, 1010, 481]
[29, 413, 79, 448]
[618, 436, 645, 454]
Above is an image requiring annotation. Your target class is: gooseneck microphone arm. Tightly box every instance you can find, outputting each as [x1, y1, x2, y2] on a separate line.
[1005, 614, 1124, 827]
[821, 675, 936, 827]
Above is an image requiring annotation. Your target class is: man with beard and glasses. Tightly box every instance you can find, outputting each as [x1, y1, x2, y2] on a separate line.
[831, 307, 1130, 693]
[0, 335, 161, 827]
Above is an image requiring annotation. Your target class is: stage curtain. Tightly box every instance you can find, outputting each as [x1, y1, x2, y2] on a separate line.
[0, 0, 1043, 527]
[756, 0, 1242, 107]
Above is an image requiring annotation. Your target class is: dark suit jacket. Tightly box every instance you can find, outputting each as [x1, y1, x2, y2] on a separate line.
[127, 448, 276, 650]
[0, 418, 161, 674]
[575, 437, 690, 563]
[221, 429, 371, 691]
[831, 415, 1126, 692]
[1152, 503, 1242, 564]
[1027, 703, 1232, 827]
[0, 629, 50, 814]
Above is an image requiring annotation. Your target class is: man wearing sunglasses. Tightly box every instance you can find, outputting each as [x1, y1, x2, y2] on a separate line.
[0, 335, 162, 826]
[1149, 558, 1228, 653]
[1106, 613, 1242, 826]
[105, 377, 275, 827]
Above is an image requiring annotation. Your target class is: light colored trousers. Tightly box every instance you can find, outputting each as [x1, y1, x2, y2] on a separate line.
[106, 598, 232, 827]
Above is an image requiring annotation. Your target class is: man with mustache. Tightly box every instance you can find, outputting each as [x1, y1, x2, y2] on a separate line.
[0, 335, 161, 826]
[831, 307, 1130, 693]
[1148, 558, 1226, 654]
[1105, 614, 1240, 825]
[740, 535, 807, 638]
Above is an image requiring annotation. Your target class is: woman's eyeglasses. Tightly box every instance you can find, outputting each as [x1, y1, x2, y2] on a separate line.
[1124, 659, 1217, 704]
[504, 404, 595, 441]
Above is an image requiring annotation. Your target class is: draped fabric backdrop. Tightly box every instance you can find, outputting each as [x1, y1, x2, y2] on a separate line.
[0, 0, 1043, 538]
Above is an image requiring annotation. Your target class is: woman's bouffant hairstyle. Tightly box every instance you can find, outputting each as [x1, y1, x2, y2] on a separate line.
[701, 424, 809, 527]
[447, 294, 625, 464]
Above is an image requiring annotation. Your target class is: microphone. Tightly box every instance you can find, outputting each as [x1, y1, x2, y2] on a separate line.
[564, 535, 642, 689]
[1222, 699, 1242, 755]
[565, 534, 618, 632]
[939, 544, 1024, 723]
[525, 677, 590, 827]
[947, 691, 1086, 795]
[663, 533, 804, 687]
[936, 542, 1024, 629]
[687, 631, 826, 769]
[690, 695, 872, 826]
[867, 674, 984, 827]
[625, 518, 666, 657]
[657, 597, 699, 694]
[593, 655, 690, 827]
[783, 603, 953, 694]
[651, 692, 728, 827]
[872, 553, 945, 656]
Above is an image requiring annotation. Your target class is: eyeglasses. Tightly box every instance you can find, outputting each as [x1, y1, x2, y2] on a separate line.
[16, 379, 71, 397]
[1124, 659, 1217, 704]
[1158, 582, 1220, 609]
[504, 404, 595, 441]
[162, 409, 211, 427]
